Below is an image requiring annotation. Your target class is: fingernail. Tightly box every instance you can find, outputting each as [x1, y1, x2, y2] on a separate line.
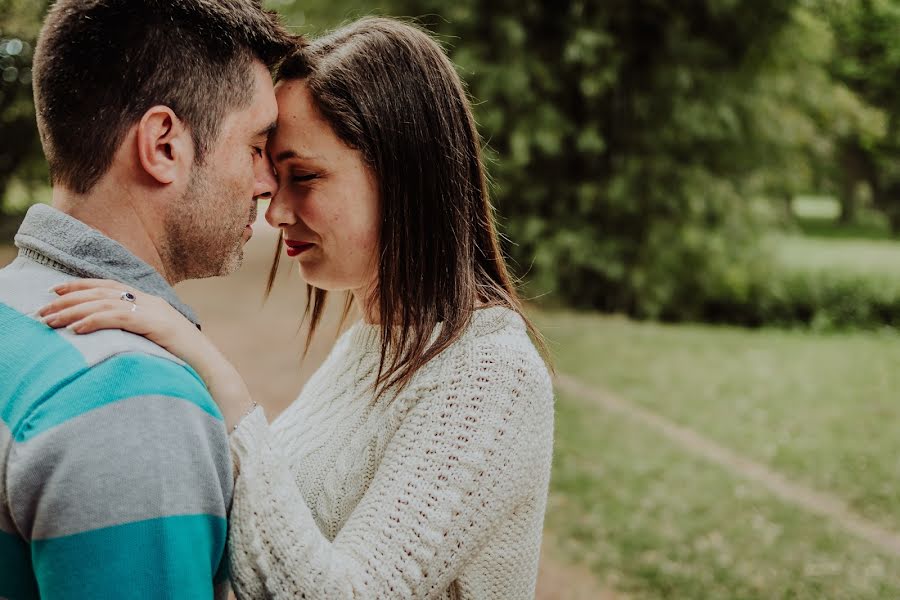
[48, 286, 60, 294]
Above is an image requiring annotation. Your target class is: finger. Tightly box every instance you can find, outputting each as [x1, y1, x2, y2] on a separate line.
[42, 299, 132, 329]
[38, 288, 125, 317]
[52, 279, 130, 295]
[68, 310, 141, 335]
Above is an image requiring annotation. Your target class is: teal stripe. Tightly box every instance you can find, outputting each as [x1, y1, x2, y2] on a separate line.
[0, 303, 220, 443]
[17, 353, 220, 442]
[31, 514, 227, 600]
[0, 530, 39, 600]
[213, 541, 231, 585]
[0, 303, 85, 431]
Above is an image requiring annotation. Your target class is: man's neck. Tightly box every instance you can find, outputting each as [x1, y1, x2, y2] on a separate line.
[51, 183, 175, 284]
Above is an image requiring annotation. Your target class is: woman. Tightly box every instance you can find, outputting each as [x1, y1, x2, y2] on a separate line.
[39, 17, 554, 599]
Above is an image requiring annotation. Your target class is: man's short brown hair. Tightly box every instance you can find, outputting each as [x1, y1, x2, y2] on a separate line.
[32, 0, 296, 194]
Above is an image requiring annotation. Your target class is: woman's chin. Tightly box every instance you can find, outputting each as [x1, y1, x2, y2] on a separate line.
[297, 269, 360, 294]
[296, 265, 333, 290]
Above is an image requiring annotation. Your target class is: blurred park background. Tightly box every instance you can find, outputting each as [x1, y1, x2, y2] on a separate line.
[4, 0, 900, 598]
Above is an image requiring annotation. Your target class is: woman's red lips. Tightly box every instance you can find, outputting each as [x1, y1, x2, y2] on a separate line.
[284, 239, 314, 257]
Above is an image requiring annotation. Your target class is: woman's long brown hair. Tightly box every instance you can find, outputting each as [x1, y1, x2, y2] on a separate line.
[268, 17, 548, 398]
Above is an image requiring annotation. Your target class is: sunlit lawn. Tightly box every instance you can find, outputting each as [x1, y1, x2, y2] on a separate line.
[777, 196, 900, 276]
[774, 235, 900, 277]
[549, 385, 900, 599]
[538, 309, 900, 598]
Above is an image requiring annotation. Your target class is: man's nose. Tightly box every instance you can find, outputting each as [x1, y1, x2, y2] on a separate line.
[254, 156, 279, 200]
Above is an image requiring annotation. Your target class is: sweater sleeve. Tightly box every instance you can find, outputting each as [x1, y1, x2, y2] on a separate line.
[228, 348, 554, 599]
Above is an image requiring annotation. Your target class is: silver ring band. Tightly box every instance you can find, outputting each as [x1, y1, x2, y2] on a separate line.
[120, 291, 137, 303]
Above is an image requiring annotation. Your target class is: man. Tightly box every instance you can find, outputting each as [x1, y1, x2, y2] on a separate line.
[0, 1, 294, 597]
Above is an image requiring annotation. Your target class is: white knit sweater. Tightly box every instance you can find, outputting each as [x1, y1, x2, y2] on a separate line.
[227, 306, 555, 599]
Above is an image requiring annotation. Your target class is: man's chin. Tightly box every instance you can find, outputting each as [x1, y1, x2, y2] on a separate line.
[215, 242, 245, 277]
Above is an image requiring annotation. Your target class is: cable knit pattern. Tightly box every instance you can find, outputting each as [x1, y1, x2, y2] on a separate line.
[228, 307, 554, 599]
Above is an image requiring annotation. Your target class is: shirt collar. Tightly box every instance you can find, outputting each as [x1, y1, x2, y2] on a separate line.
[14, 204, 200, 327]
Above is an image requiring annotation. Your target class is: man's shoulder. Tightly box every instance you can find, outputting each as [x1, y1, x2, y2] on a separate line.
[1, 303, 232, 544]
[9, 349, 219, 443]
[1, 321, 232, 542]
[1, 293, 219, 443]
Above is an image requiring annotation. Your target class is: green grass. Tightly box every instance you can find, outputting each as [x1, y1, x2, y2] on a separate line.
[537, 309, 900, 597]
[549, 387, 900, 599]
[773, 234, 900, 278]
[790, 195, 893, 242]
[794, 216, 892, 242]
[774, 195, 900, 280]
[793, 196, 842, 220]
[538, 310, 900, 532]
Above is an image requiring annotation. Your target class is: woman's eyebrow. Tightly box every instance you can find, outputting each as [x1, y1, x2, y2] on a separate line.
[273, 149, 323, 163]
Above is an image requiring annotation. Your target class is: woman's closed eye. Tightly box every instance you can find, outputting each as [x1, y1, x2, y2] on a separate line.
[292, 173, 319, 183]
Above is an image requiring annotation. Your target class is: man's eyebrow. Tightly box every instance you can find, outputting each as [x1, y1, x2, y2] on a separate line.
[254, 121, 277, 139]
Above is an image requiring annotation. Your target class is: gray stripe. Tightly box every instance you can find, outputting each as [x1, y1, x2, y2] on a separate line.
[15, 204, 200, 325]
[0, 422, 15, 535]
[0, 257, 76, 316]
[7, 395, 232, 540]
[0, 258, 186, 368]
[63, 322, 187, 369]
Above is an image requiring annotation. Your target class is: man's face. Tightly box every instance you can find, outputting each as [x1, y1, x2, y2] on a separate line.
[164, 60, 278, 280]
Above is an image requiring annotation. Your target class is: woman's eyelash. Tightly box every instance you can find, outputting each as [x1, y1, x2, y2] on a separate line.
[292, 174, 318, 183]
[252, 146, 264, 157]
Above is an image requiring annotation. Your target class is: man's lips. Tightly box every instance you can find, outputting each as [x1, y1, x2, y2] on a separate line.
[284, 238, 314, 257]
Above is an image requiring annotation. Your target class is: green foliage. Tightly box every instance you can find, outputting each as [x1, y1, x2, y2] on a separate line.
[0, 0, 49, 215]
[393, 0, 817, 320]
[265, 0, 386, 33]
[5, 0, 900, 329]
[826, 0, 900, 228]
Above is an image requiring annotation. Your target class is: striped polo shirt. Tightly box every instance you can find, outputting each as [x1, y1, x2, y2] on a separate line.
[0, 205, 232, 599]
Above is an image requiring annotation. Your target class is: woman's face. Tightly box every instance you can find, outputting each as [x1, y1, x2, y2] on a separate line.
[266, 80, 380, 296]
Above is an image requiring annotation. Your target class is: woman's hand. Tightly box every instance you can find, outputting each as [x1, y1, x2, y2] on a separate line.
[39, 279, 257, 431]
[41, 279, 193, 349]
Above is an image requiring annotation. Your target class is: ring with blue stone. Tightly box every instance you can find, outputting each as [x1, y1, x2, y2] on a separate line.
[120, 291, 137, 303]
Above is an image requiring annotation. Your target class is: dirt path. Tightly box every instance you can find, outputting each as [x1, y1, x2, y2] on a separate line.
[536, 540, 624, 600]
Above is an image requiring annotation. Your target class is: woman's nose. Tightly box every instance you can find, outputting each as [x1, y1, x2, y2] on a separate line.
[265, 190, 296, 228]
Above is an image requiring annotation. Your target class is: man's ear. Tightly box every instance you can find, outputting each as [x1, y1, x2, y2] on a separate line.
[135, 106, 193, 185]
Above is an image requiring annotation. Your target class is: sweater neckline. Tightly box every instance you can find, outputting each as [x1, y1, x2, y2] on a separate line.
[343, 306, 524, 356]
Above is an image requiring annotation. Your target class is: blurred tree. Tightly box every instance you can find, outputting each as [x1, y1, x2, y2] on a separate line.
[0, 0, 49, 215]
[394, 0, 817, 319]
[750, 5, 883, 223]
[4, 0, 896, 323]
[266, 0, 384, 33]
[827, 0, 900, 231]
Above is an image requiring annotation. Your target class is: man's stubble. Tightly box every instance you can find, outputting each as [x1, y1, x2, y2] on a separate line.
[162, 163, 247, 284]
